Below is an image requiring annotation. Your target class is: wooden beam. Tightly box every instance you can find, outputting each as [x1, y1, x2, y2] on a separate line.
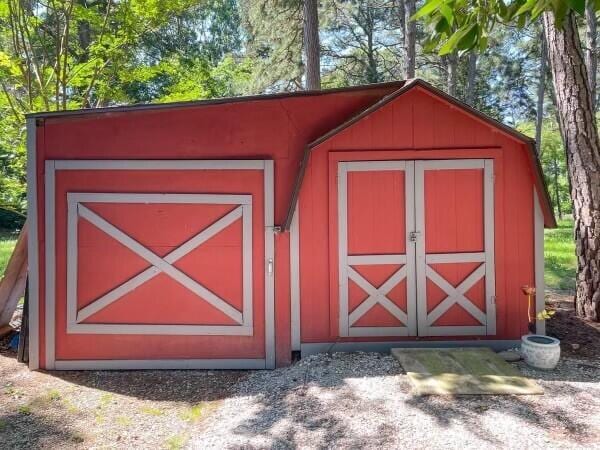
[0, 222, 28, 326]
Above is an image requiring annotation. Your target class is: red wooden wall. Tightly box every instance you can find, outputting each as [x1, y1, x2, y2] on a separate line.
[298, 86, 537, 344]
[32, 82, 547, 368]
[34, 86, 400, 368]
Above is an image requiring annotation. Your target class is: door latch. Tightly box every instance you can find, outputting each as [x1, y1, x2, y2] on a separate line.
[409, 231, 420, 242]
[267, 258, 274, 276]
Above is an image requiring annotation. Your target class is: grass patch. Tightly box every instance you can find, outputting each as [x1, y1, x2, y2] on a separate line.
[98, 393, 113, 408]
[115, 415, 132, 427]
[141, 406, 164, 416]
[164, 433, 189, 450]
[0, 230, 18, 275]
[545, 218, 576, 292]
[17, 405, 32, 415]
[47, 389, 62, 401]
[179, 403, 205, 422]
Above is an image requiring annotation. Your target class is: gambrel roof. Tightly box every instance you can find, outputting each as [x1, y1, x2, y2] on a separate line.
[283, 79, 556, 229]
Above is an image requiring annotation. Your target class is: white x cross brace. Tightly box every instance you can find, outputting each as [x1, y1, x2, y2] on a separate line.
[425, 263, 487, 326]
[347, 265, 409, 326]
[75, 204, 246, 325]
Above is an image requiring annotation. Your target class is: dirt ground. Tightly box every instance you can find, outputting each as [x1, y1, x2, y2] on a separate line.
[546, 291, 600, 358]
[1, 294, 599, 449]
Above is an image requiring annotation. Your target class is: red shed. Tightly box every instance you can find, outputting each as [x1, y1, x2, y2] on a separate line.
[26, 79, 556, 370]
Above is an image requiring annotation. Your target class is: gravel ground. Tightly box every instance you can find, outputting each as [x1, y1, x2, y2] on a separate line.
[0, 352, 246, 449]
[2, 292, 599, 449]
[193, 352, 600, 449]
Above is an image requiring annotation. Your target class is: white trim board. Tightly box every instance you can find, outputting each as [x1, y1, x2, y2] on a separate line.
[301, 340, 521, 356]
[337, 160, 417, 337]
[54, 358, 266, 370]
[53, 160, 266, 170]
[43, 159, 275, 370]
[337, 158, 496, 339]
[67, 194, 252, 332]
[534, 187, 546, 335]
[26, 119, 39, 369]
[290, 205, 301, 351]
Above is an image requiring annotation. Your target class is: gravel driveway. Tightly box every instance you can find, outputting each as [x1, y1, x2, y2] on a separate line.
[193, 352, 600, 449]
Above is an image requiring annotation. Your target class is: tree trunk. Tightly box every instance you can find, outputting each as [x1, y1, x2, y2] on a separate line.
[535, 30, 547, 155]
[365, 10, 379, 83]
[446, 52, 458, 96]
[465, 51, 477, 105]
[554, 162, 563, 220]
[586, 1, 597, 109]
[397, 0, 405, 50]
[404, 0, 416, 78]
[303, 0, 320, 90]
[543, 11, 600, 321]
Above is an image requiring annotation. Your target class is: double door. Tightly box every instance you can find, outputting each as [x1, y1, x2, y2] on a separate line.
[337, 159, 495, 337]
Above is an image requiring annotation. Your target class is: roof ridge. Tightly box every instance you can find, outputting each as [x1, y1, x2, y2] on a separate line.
[27, 80, 407, 120]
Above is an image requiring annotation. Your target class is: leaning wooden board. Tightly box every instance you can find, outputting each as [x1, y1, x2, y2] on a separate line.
[391, 347, 544, 395]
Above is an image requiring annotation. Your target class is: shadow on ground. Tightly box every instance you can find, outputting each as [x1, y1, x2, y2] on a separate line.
[51, 367, 248, 403]
[196, 352, 599, 448]
[0, 411, 84, 448]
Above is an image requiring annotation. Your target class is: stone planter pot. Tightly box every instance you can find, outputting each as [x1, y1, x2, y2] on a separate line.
[521, 335, 561, 370]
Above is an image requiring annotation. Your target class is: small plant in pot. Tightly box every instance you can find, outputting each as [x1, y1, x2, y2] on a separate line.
[520, 286, 561, 370]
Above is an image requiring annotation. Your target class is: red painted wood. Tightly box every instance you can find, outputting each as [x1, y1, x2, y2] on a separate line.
[53, 169, 265, 360]
[424, 169, 484, 254]
[301, 88, 534, 344]
[347, 171, 406, 255]
[423, 168, 487, 330]
[34, 84, 541, 367]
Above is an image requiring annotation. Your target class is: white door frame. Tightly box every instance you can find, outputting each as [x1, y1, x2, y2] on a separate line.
[66, 193, 253, 335]
[338, 160, 417, 337]
[414, 159, 496, 336]
[43, 159, 275, 370]
[337, 158, 496, 338]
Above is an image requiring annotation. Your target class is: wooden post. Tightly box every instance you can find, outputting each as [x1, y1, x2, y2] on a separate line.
[0, 222, 28, 326]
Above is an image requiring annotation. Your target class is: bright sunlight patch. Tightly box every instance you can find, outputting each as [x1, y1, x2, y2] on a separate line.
[391, 347, 543, 395]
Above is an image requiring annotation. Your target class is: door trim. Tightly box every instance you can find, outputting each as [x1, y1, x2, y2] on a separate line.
[44, 159, 275, 370]
[337, 160, 417, 337]
[414, 159, 496, 336]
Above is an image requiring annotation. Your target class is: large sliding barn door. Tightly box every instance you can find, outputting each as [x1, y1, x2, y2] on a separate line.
[338, 161, 417, 337]
[45, 160, 275, 370]
[337, 158, 495, 338]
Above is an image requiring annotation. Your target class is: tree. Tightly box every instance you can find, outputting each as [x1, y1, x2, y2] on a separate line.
[465, 50, 477, 105]
[241, 0, 304, 91]
[303, 0, 321, 89]
[414, 1, 600, 321]
[586, 0, 597, 108]
[535, 29, 547, 154]
[519, 120, 570, 220]
[0, 0, 249, 219]
[404, 0, 416, 77]
[445, 51, 458, 95]
[321, 0, 403, 85]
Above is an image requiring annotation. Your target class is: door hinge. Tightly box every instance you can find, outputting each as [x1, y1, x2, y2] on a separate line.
[267, 258, 274, 276]
[490, 295, 496, 304]
[270, 226, 282, 234]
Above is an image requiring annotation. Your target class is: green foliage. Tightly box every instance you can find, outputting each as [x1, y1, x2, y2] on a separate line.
[0, 230, 18, 275]
[241, 0, 304, 91]
[518, 119, 571, 218]
[545, 218, 576, 292]
[413, 0, 599, 55]
[320, 0, 404, 86]
[0, 0, 250, 218]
